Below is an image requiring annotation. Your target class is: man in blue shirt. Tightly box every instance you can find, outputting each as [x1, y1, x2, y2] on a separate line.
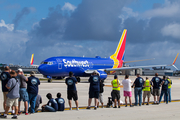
[86, 71, 100, 110]
[133, 74, 144, 106]
[151, 73, 162, 104]
[42, 93, 58, 112]
[159, 76, 169, 104]
[0, 66, 11, 111]
[65, 72, 79, 110]
[55, 93, 65, 111]
[27, 71, 40, 113]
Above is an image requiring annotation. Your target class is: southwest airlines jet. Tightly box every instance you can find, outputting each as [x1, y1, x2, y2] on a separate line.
[31, 29, 179, 82]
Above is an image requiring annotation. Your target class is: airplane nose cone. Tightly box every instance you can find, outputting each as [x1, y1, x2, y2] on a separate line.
[38, 65, 47, 74]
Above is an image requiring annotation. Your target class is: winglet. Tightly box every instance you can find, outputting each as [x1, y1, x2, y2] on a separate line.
[172, 53, 179, 65]
[30, 54, 34, 65]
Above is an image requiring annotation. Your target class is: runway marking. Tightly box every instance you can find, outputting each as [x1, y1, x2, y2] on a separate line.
[1, 100, 180, 115]
[105, 85, 123, 88]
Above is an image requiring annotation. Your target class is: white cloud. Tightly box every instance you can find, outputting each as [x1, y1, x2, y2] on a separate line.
[61, 2, 77, 11]
[142, 0, 180, 18]
[0, 19, 14, 31]
[161, 23, 180, 38]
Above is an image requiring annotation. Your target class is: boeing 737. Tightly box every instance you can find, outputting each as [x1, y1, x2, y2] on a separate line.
[31, 29, 179, 82]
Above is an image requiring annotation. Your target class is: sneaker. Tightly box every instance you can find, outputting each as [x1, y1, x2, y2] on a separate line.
[25, 113, 28, 115]
[94, 107, 97, 110]
[118, 106, 120, 108]
[113, 106, 117, 108]
[134, 104, 137, 106]
[0, 115, 7, 118]
[97, 106, 99, 108]
[86, 107, 91, 109]
[18, 112, 21, 115]
[146, 103, 149, 105]
[11, 116, 17, 119]
[102, 106, 104, 108]
[70, 108, 72, 110]
[76, 108, 79, 111]
[142, 103, 144, 105]
[125, 105, 127, 107]
[130, 105, 134, 107]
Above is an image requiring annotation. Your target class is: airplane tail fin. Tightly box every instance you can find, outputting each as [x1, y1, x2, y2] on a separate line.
[110, 29, 127, 69]
[30, 54, 34, 65]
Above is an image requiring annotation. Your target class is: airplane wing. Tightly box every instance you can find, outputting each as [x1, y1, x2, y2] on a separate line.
[123, 58, 155, 64]
[85, 53, 179, 74]
[105, 53, 179, 71]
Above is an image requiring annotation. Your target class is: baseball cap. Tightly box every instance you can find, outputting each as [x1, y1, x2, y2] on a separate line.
[18, 68, 23, 72]
[30, 71, 35, 75]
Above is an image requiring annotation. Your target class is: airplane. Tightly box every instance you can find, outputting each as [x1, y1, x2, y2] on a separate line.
[31, 29, 179, 82]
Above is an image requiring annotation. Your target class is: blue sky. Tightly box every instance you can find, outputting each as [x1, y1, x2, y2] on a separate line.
[0, 0, 180, 70]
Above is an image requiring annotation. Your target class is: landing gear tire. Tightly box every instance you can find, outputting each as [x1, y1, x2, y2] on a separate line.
[76, 77, 81, 82]
[48, 78, 52, 83]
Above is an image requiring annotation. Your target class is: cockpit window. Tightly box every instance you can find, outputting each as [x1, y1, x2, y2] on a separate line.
[41, 61, 53, 65]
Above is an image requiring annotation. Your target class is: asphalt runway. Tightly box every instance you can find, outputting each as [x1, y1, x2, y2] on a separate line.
[0, 75, 180, 120]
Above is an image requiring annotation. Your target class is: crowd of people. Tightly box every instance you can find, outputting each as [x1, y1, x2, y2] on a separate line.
[0, 66, 172, 119]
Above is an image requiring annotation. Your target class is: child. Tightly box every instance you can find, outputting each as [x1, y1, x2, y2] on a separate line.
[55, 93, 65, 111]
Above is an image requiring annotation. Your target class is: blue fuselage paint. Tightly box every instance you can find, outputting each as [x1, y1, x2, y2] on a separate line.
[38, 56, 114, 78]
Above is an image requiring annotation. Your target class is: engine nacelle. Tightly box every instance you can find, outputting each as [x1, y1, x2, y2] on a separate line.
[97, 70, 107, 81]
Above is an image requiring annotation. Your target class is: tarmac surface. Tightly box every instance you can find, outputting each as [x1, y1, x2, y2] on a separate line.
[0, 75, 180, 120]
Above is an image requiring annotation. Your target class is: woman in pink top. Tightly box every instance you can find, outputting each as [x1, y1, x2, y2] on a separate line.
[122, 75, 133, 107]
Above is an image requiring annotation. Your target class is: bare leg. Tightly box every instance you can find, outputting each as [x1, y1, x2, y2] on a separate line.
[4, 106, 10, 115]
[129, 97, 132, 105]
[75, 100, 79, 108]
[18, 101, 21, 112]
[68, 100, 72, 109]
[114, 99, 117, 107]
[97, 102, 99, 107]
[154, 96, 156, 103]
[3, 100, 6, 110]
[24, 101, 28, 113]
[11, 106, 15, 114]
[15, 106, 18, 115]
[125, 96, 127, 106]
[157, 96, 160, 102]
[88, 98, 92, 107]
[143, 97, 145, 104]
[147, 97, 150, 104]
[117, 100, 120, 107]
[95, 98, 98, 107]
[101, 102, 103, 107]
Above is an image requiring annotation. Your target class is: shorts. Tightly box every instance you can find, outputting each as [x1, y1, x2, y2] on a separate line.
[98, 93, 103, 103]
[124, 91, 132, 97]
[89, 91, 99, 99]
[67, 90, 78, 101]
[153, 89, 160, 96]
[143, 91, 151, 98]
[112, 90, 120, 100]
[19, 88, 29, 102]
[6, 97, 19, 107]
[3, 92, 8, 102]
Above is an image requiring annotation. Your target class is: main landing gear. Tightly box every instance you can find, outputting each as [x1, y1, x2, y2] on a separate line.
[76, 77, 81, 82]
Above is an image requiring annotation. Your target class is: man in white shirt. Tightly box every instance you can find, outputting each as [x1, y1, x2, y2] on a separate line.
[122, 75, 133, 107]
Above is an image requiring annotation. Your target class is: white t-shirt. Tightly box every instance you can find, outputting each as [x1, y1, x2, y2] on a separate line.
[122, 79, 132, 91]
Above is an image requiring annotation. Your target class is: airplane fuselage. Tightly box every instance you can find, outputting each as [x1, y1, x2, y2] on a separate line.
[38, 56, 120, 80]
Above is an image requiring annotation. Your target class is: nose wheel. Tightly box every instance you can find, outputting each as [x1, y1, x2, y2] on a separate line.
[48, 78, 52, 82]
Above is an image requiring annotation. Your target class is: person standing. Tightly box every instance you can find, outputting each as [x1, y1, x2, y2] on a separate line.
[65, 72, 79, 110]
[151, 73, 162, 104]
[27, 71, 40, 113]
[164, 76, 172, 102]
[55, 93, 65, 111]
[0, 66, 11, 111]
[159, 76, 169, 104]
[122, 75, 133, 107]
[16, 68, 29, 115]
[97, 80, 104, 108]
[86, 71, 101, 110]
[111, 75, 121, 108]
[133, 74, 144, 106]
[0, 70, 19, 119]
[142, 77, 151, 105]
